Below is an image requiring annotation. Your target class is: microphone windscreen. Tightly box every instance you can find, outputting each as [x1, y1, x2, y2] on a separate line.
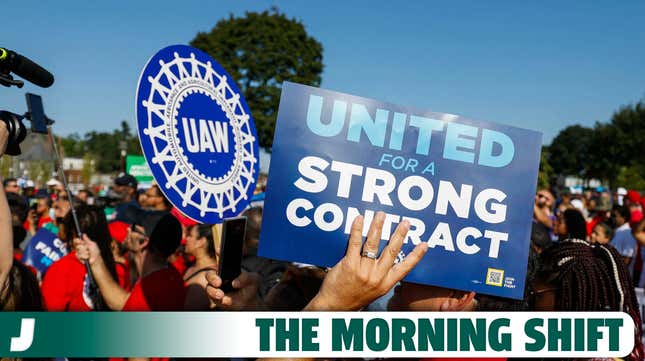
[11, 52, 54, 88]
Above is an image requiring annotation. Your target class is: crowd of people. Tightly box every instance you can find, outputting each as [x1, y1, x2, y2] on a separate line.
[2, 124, 645, 360]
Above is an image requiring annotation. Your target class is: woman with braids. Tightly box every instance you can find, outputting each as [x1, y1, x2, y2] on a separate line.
[41, 204, 118, 311]
[183, 223, 218, 310]
[532, 208, 644, 360]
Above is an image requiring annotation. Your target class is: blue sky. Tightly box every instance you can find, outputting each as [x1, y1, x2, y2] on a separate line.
[2, 0, 644, 144]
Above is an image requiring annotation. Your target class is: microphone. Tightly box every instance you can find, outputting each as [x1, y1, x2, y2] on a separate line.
[0, 48, 54, 88]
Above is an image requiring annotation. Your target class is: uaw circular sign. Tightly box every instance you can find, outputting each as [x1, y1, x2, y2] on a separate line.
[136, 45, 259, 223]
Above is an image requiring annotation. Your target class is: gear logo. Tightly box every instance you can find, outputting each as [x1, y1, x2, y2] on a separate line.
[136, 45, 259, 223]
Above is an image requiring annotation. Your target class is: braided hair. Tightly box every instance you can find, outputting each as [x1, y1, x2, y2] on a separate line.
[539, 239, 643, 360]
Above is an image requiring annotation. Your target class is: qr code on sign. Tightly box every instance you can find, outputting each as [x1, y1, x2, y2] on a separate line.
[486, 268, 504, 287]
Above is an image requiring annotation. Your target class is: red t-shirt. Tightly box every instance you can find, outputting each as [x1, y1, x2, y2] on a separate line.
[37, 216, 52, 230]
[115, 261, 131, 291]
[22, 216, 53, 232]
[122, 267, 186, 311]
[630, 209, 643, 228]
[170, 252, 188, 276]
[41, 252, 94, 311]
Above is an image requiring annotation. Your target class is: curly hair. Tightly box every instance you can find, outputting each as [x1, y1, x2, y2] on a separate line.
[539, 239, 643, 360]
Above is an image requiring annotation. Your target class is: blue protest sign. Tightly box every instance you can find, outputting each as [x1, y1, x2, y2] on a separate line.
[259, 82, 542, 299]
[136, 45, 259, 223]
[22, 228, 67, 274]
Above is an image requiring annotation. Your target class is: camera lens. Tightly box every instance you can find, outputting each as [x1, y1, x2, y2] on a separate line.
[0, 110, 27, 155]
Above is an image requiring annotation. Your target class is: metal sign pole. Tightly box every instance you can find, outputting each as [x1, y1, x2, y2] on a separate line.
[47, 125, 103, 310]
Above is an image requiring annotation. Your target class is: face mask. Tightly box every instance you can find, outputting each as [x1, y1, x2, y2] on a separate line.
[49, 208, 56, 220]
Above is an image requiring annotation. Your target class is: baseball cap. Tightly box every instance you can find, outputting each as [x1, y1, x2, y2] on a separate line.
[108, 221, 130, 244]
[129, 209, 182, 258]
[571, 199, 584, 211]
[114, 173, 138, 189]
[626, 190, 641, 205]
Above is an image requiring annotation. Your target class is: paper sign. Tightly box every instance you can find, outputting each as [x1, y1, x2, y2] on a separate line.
[126, 155, 153, 183]
[135, 44, 259, 223]
[259, 82, 542, 299]
[21, 228, 67, 274]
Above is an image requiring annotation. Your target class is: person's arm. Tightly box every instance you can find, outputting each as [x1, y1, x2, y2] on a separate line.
[634, 220, 645, 246]
[76, 235, 130, 311]
[0, 121, 12, 290]
[205, 271, 265, 310]
[305, 212, 427, 311]
[534, 204, 553, 229]
[623, 256, 632, 267]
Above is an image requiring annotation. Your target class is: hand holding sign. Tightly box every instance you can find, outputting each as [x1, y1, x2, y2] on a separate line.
[305, 212, 428, 311]
[136, 45, 259, 224]
[260, 83, 542, 299]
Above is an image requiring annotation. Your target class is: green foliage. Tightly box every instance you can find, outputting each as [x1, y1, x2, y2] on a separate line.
[0, 157, 12, 178]
[60, 121, 142, 174]
[585, 122, 622, 183]
[26, 160, 52, 183]
[537, 148, 554, 190]
[60, 132, 84, 157]
[615, 165, 645, 191]
[81, 154, 95, 185]
[548, 99, 645, 186]
[190, 10, 324, 148]
[547, 125, 594, 177]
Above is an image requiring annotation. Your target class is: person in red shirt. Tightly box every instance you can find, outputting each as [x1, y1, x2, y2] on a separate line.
[24, 195, 53, 234]
[626, 190, 644, 228]
[108, 220, 132, 291]
[41, 205, 118, 311]
[76, 211, 185, 311]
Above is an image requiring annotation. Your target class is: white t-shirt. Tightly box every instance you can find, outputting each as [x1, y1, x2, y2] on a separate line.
[611, 223, 637, 275]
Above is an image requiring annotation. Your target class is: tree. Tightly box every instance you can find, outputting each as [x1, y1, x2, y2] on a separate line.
[51, 123, 139, 174]
[81, 154, 95, 185]
[615, 165, 645, 191]
[547, 99, 645, 187]
[190, 10, 324, 148]
[609, 101, 645, 165]
[537, 148, 554, 190]
[60, 132, 85, 157]
[586, 122, 622, 185]
[82, 121, 142, 173]
[547, 125, 594, 177]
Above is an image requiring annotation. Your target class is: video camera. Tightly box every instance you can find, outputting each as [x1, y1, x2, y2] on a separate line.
[0, 47, 55, 156]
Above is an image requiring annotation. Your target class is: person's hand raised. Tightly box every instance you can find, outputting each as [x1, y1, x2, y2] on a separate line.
[74, 234, 101, 265]
[305, 211, 427, 311]
[205, 271, 263, 310]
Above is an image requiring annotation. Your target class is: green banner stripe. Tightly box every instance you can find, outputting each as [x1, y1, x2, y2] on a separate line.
[0, 312, 233, 357]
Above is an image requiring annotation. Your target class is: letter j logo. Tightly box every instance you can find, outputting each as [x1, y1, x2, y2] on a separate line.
[10, 318, 35, 352]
